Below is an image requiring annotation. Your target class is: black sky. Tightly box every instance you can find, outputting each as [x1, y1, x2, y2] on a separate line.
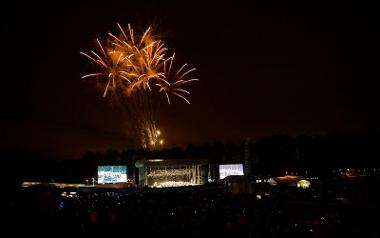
[1, 0, 379, 159]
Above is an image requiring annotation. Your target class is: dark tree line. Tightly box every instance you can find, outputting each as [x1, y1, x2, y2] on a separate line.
[1, 130, 379, 186]
[253, 130, 380, 176]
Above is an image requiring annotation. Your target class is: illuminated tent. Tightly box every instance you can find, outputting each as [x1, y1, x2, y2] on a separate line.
[297, 179, 311, 189]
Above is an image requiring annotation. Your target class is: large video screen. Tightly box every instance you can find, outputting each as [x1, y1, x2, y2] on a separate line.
[219, 164, 244, 179]
[98, 166, 127, 184]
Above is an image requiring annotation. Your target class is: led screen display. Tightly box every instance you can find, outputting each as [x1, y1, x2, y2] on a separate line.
[219, 164, 244, 179]
[98, 166, 127, 183]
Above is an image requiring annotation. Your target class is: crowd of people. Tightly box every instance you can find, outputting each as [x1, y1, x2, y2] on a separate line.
[3, 177, 379, 237]
[5, 186, 255, 237]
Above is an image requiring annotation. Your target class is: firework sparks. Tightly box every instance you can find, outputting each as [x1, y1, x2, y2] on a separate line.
[157, 53, 198, 104]
[81, 23, 198, 149]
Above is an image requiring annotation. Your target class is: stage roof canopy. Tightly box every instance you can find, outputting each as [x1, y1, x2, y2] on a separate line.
[135, 159, 208, 168]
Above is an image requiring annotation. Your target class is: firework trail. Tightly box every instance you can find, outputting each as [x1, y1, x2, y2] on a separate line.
[81, 23, 198, 150]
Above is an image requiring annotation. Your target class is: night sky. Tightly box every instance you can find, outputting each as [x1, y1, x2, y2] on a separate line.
[1, 1, 379, 159]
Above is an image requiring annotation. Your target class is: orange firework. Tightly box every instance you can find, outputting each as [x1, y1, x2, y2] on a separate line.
[80, 23, 198, 149]
[156, 53, 198, 104]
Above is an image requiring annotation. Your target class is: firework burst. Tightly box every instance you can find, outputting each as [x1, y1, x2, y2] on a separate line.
[81, 23, 198, 149]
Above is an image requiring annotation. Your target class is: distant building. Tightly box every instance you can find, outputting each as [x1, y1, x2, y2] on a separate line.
[219, 175, 254, 194]
[268, 175, 311, 188]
